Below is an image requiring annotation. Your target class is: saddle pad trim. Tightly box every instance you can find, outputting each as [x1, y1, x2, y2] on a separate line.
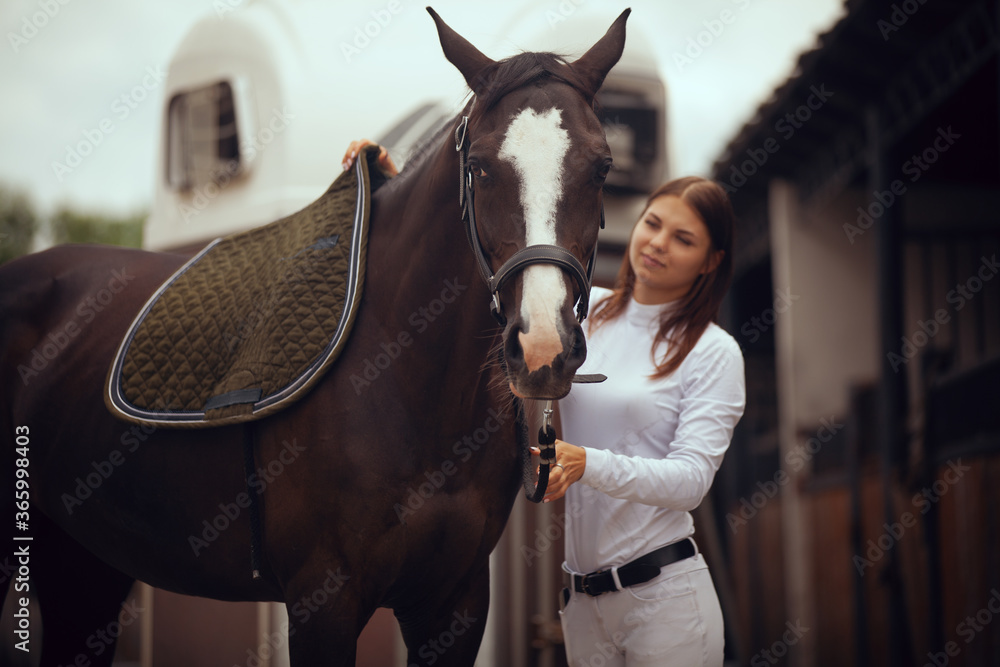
[105, 238, 223, 423]
[104, 150, 373, 428]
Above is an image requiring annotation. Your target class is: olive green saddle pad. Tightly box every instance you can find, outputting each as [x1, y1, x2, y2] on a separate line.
[106, 146, 388, 428]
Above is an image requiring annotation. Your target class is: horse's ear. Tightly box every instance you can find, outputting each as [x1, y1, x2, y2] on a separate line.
[427, 7, 496, 92]
[570, 8, 630, 100]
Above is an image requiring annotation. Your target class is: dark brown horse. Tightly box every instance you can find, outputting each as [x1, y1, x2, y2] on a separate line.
[0, 8, 627, 665]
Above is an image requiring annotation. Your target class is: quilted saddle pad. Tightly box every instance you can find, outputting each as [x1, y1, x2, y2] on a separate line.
[105, 145, 388, 428]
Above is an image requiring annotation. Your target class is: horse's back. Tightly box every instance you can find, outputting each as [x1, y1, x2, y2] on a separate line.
[0, 244, 187, 408]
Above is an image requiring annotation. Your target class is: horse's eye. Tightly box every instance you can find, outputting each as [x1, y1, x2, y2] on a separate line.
[595, 160, 612, 183]
[471, 165, 488, 179]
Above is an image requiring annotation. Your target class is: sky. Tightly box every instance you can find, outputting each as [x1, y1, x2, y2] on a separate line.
[0, 0, 846, 218]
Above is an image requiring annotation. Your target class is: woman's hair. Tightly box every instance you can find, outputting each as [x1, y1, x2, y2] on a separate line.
[589, 176, 735, 379]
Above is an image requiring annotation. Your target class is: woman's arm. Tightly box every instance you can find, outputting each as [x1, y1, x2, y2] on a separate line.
[540, 334, 745, 509]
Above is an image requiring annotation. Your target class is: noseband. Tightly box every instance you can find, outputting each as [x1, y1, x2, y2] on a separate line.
[454, 115, 602, 326]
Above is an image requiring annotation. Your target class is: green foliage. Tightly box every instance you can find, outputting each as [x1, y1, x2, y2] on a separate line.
[50, 207, 145, 248]
[0, 185, 38, 265]
[0, 181, 147, 265]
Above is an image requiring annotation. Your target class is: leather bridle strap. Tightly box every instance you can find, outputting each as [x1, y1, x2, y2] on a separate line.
[455, 115, 599, 326]
[490, 244, 592, 321]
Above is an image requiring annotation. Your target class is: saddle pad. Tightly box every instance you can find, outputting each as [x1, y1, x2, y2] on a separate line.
[105, 145, 388, 428]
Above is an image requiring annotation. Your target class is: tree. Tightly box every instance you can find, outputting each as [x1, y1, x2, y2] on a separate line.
[0, 185, 38, 265]
[0, 182, 146, 264]
[50, 207, 145, 248]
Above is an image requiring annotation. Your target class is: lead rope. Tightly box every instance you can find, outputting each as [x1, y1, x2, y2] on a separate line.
[524, 400, 558, 503]
[522, 374, 606, 502]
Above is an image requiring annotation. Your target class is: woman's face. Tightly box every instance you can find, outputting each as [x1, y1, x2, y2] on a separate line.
[628, 195, 722, 305]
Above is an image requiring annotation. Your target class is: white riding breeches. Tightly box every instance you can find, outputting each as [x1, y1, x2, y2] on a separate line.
[559, 552, 724, 667]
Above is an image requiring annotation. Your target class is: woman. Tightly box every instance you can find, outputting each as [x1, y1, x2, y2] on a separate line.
[344, 141, 744, 666]
[540, 176, 745, 667]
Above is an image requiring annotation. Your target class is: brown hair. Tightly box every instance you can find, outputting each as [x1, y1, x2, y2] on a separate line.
[589, 176, 735, 378]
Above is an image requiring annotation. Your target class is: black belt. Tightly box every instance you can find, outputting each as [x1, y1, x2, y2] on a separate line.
[571, 539, 696, 597]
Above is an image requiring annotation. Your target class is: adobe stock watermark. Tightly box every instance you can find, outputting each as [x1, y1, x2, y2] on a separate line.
[922, 588, 1000, 667]
[51, 598, 145, 666]
[17, 267, 136, 386]
[887, 254, 998, 372]
[575, 635, 625, 667]
[223, 243, 330, 354]
[843, 125, 960, 244]
[237, 567, 351, 667]
[214, 0, 246, 18]
[853, 458, 970, 576]
[51, 66, 168, 182]
[188, 438, 306, 556]
[350, 276, 468, 396]
[394, 408, 509, 523]
[718, 84, 834, 194]
[544, 0, 589, 28]
[407, 610, 478, 667]
[749, 619, 810, 666]
[61, 417, 162, 515]
[340, 0, 407, 64]
[726, 416, 844, 533]
[7, 0, 72, 54]
[520, 501, 588, 567]
[179, 106, 295, 224]
[673, 0, 754, 73]
[221, 228, 343, 355]
[877, 0, 930, 41]
[740, 288, 799, 344]
[614, 340, 740, 460]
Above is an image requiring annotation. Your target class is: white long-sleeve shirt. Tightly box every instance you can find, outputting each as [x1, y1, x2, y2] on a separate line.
[560, 287, 746, 575]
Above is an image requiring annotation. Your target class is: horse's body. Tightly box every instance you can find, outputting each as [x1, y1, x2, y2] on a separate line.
[0, 9, 627, 664]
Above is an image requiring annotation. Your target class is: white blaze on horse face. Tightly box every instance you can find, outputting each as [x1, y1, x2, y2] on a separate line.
[498, 106, 571, 373]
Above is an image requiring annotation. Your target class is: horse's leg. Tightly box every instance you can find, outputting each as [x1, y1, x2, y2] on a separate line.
[283, 565, 370, 667]
[397, 563, 492, 667]
[33, 512, 136, 667]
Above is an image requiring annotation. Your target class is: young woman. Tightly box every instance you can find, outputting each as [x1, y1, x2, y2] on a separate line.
[539, 177, 745, 667]
[344, 141, 744, 665]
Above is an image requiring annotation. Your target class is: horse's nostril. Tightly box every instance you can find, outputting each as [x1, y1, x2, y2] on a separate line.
[505, 324, 525, 364]
[571, 328, 586, 358]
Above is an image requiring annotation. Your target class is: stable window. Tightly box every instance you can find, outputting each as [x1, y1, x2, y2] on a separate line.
[166, 81, 240, 191]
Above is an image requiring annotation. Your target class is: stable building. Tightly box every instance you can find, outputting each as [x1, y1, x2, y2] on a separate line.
[708, 0, 1000, 664]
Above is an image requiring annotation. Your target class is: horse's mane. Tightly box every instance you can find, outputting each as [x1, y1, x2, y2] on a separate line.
[469, 51, 591, 119]
[393, 106, 465, 182]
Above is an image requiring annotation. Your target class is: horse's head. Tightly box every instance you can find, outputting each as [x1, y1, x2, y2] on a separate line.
[429, 7, 629, 400]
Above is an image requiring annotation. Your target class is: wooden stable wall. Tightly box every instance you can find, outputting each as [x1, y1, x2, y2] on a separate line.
[722, 453, 1000, 666]
[933, 455, 1000, 666]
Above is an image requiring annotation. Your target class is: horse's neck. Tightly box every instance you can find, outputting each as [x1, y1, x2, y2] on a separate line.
[368, 135, 504, 414]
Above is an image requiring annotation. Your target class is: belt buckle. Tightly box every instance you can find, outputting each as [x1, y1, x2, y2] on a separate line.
[581, 570, 606, 597]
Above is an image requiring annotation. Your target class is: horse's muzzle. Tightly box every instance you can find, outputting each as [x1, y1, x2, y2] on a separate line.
[504, 319, 586, 400]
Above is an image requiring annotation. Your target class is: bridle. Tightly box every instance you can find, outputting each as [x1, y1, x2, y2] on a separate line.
[453, 113, 606, 503]
[454, 115, 602, 327]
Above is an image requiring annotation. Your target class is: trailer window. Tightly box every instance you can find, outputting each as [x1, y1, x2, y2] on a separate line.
[166, 81, 240, 191]
[597, 89, 661, 194]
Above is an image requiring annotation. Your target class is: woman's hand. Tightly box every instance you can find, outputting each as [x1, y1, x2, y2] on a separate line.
[530, 440, 586, 503]
[342, 138, 399, 176]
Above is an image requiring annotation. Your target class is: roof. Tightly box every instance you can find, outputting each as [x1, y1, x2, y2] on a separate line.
[710, 0, 998, 203]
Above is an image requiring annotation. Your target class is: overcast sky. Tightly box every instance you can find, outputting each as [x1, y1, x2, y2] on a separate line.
[0, 0, 845, 218]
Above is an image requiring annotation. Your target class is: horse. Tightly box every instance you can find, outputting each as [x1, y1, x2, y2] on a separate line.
[0, 7, 628, 665]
